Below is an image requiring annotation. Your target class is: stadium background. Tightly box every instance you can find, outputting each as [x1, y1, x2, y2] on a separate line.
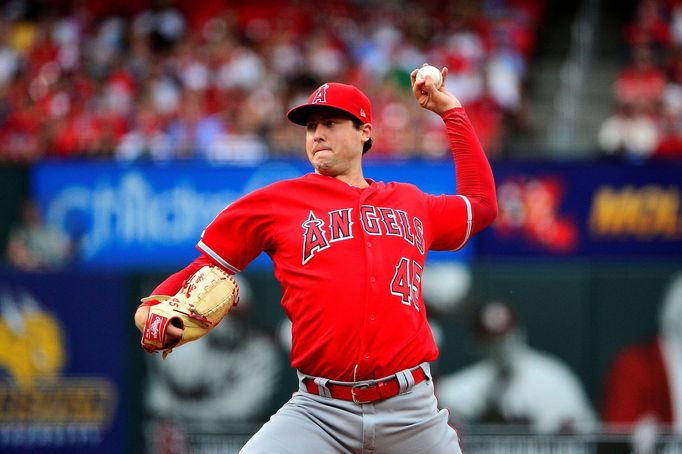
[0, 0, 680, 452]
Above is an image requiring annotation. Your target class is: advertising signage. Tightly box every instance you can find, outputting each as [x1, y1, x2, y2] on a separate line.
[479, 161, 682, 258]
[0, 270, 128, 453]
[32, 160, 472, 270]
[32, 160, 681, 268]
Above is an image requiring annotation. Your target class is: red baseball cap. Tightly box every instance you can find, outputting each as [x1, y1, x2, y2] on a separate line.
[287, 83, 372, 126]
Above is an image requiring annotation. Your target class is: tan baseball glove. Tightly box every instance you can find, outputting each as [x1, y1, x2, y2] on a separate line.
[140, 265, 239, 358]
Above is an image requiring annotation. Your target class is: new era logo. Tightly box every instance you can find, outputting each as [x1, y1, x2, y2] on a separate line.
[360, 108, 366, 118]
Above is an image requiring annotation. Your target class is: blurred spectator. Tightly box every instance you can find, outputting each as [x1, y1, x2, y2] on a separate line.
[436, 300, 597, 434]
[203, 93, 269, 164]
[601, 272, 682, 452]
[652, 109, 682, 160]
[613, 44, 666, 111]
[6, 198, 74, 271]
[597, 101, 659, 161]
[463, 86, 506, 158]
[672, 3, 682, 46]
[115, 98, 172, 161]
[623, 0, 670, 50]
[0, 0, 544, 162]
[653, 48, 682, 160]
[603, 0, 682, 161]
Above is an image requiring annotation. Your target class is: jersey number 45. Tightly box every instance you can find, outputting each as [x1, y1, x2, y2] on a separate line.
[390, 257, 423, 312]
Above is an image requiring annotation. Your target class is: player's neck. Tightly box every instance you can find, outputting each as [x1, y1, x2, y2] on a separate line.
[331, 172, 369, 188]
[314, 170, 369, 188]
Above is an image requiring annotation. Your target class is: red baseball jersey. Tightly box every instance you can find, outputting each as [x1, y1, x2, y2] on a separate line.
[196, 108, 493, 382]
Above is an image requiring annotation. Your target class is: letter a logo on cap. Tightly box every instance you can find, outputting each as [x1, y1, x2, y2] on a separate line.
[311, 84, 329, 105]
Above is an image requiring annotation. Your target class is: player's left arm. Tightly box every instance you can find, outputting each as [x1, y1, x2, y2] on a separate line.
[411, 65, 498, 236]
[134, 188, 273, 347]
[133, 254, 226, 342]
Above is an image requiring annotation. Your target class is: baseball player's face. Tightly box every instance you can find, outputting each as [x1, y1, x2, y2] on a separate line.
[305, 110, 370, 177]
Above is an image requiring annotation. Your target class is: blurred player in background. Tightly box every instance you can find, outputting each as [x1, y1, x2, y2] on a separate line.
[134, 65, 497, 453]
[437, 300, 597, 434]
[601, 272, 682, 453]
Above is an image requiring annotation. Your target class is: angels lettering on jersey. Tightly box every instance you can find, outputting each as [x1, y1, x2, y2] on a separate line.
[302, 206, 425, 265]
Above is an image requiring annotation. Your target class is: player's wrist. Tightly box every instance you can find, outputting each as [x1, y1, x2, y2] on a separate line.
[439, 106, 465, 119]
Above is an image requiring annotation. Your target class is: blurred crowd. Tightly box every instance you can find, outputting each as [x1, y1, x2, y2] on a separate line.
[0, 0, 544, 163]
[598, 0, 682, 162]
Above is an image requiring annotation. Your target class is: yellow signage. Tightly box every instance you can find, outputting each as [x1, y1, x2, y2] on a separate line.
[588, 185, 682, 240]
[0, 292, 117, 446]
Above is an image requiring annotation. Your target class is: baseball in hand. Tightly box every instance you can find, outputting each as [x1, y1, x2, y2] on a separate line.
[416, 65, 443, 89]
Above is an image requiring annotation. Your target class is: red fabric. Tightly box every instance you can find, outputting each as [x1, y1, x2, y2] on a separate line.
[623, 12, 670, 47]
[139, 255, 217, 307]
[175, 0, 230, 33]
[51, 119, 81, 158]
[601, 338, 673, 426]
[654, 134, 682, 159]
[4, 106, 41, 135]
[443, 108, 498, 234]
[148, 108, 496, 381]
[614, 67, 666, 105]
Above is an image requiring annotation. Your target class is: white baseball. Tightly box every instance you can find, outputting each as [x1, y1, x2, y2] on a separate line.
[416, 65, 443, 89]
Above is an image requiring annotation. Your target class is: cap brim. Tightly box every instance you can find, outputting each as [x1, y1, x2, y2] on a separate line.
[286, 104, 364, 126]
[286, 104, 318, 126]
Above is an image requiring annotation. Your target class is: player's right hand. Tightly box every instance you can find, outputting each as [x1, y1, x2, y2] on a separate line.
[134, 306, 184, 346]
[410, 65, 461, 114]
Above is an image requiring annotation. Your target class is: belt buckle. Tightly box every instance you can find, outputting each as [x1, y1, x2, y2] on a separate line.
[351, 382, 374, 404]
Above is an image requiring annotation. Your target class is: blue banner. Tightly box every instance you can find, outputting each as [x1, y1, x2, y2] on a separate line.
[478, 161, 682, 258]
[0, 269, 127, 453]
[33, 159, 681, 267]
[31, 160, 472, 270]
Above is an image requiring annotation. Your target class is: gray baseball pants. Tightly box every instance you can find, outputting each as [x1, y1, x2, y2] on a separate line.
[239, 363, 461, 454]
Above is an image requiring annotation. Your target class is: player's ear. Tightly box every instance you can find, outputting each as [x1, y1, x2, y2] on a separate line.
[361, 124, 373, 155]
[360, 123, 372, 142]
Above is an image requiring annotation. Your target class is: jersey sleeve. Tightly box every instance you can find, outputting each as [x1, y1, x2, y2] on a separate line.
[197, 188, 274, 273]
[426, 193, 472, 251]
[425, 108, 497, 251]
[138, 255, 217, 307]
[442, 107, 498, 235]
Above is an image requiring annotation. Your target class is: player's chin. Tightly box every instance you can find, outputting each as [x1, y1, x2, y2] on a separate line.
[313, 159, 335, 174]
[315, 167, 336, 177]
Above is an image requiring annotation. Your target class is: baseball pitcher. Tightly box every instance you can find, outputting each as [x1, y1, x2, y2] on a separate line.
[134, 64, 498, 453]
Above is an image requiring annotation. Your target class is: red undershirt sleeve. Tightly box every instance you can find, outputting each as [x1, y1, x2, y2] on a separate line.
[441, 107, 498, 234]
[138, 254, 226, 307]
